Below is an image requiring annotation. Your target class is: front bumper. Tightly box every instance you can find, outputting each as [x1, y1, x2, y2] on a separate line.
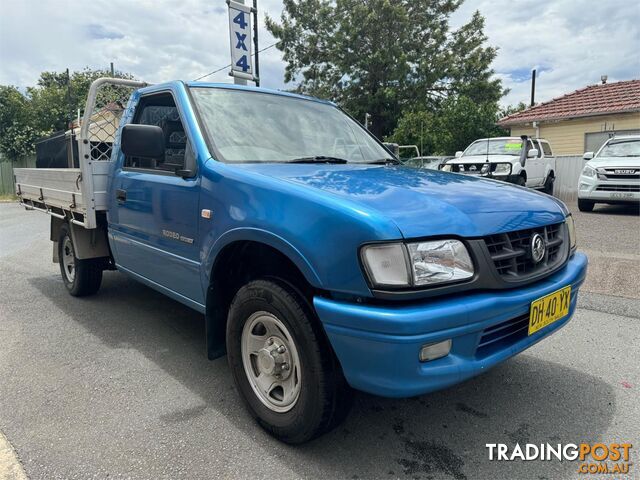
[578, 175, 640, 203]
[315, 252, 588, 398]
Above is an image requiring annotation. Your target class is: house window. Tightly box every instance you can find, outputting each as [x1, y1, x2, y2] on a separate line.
[585, 129, 640, 153]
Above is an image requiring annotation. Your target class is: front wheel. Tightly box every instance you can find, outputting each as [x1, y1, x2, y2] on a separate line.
[543, 174, 555, 195]
[515, 175, 526, 187]
[578, 199, 595, 212]
[226, 279, 352, 444]
[58, 223, 103, 296]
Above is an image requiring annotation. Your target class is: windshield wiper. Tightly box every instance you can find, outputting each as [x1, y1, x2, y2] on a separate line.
[364, 158, 401, 165]
[288, 156, 348, 164]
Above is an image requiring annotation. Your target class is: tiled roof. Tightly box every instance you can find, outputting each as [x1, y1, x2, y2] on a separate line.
[498, 79, 640, 126]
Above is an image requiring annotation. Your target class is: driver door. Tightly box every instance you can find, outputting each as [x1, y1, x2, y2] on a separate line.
[109, 90, 203, 305]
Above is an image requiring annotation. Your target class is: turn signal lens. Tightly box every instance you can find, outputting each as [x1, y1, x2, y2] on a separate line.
[361, 243, 410, 287]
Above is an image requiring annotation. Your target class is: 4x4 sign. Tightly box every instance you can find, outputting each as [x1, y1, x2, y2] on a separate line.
[227, 0, 254, 79]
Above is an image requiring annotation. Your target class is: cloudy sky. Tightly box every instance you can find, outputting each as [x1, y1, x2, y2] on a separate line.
[0, 0, 638, 106]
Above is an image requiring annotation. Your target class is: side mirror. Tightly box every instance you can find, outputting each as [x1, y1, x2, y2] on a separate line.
[455, 151, 463, 158]
[527, 148, 539, 158]
[121, 124, 165, 159]
[583, 151, 594, 161]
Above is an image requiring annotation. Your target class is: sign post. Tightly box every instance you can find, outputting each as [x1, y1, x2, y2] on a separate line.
[227, 0, 259, 85]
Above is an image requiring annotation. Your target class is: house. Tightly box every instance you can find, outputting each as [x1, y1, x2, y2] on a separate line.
[497, 79, 640, 155]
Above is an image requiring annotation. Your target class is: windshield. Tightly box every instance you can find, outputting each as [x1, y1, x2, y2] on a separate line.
[190, 87, 392, 163]
[463, 139, 523, 157]
[597, 139, 640, 158]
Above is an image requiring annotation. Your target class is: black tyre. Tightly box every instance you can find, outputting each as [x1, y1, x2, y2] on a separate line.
[515, 175, 526, 186]
[58, 223, 103, 296]
[226, 278, 352, 444]
[543, 174, 555, 195]
[578, 199, 595, 212]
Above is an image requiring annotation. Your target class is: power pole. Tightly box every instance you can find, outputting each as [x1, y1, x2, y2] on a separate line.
[364, 113, 371, 130]
[253, 0, 260, 87]
[66, 68, 73, 129]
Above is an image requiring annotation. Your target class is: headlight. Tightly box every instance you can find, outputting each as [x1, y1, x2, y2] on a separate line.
[566, 215, 576, 250]
[581, 165, 596, 178]
[440, 164, 452, 172]
[407, 240, 474, 285]
[361, 240, 474, 288]
[493, 163, 512, 175]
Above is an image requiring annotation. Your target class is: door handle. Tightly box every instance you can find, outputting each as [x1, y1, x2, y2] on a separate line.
[116, 189, 127, 202]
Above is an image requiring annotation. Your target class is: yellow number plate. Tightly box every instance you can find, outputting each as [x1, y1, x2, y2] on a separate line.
[528, 286, 572, 335]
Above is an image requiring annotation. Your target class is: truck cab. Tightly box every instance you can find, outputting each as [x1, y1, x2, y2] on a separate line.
[441, 136, 556, 194]
[15, 79, 586, 444]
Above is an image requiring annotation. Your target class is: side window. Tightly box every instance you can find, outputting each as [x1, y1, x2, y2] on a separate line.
[534, 140, 543, 157]
[124, 93, 188, 173]
[526, 139, 536, 156]
[540, 141, 553, 157]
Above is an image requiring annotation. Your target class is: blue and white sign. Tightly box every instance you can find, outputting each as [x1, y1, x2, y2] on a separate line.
[228, 0, 254, 80]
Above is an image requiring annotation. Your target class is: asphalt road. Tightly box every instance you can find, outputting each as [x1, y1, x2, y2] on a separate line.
[0, 202, 638, 480]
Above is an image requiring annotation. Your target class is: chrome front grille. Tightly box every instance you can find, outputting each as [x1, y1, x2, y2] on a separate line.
[598, 168, 640, 180]
[449, 163, 487, 174]
[484, 223, 565, 280]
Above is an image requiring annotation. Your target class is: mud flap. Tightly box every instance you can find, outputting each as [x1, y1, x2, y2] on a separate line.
[205, 283, 227, 360]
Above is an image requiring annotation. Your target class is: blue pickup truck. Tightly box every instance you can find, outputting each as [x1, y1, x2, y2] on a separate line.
[15, 78, 587, 443]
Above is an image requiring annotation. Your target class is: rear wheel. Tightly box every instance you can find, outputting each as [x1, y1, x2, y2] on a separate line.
[58, 223, 103, 296]
[578, 199, 595, 212]
[226, 278, 351, 444]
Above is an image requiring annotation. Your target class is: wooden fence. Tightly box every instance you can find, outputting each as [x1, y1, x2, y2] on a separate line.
[0, 155, 36, 196]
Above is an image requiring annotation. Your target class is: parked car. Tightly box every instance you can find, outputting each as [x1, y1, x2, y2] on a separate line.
[578, 135, 640, 212]
[15, 78, 586, 444]
[440, 136, 556, 194]
[404, 155, 453, 170]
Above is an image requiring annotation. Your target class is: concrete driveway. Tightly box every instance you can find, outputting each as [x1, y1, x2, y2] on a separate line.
[0, 202, 638, 479]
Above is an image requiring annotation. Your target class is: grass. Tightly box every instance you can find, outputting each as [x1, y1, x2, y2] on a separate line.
[0, 193, 18, 202]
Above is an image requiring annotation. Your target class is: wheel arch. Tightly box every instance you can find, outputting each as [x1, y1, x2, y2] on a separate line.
[203, 230, 323, 360]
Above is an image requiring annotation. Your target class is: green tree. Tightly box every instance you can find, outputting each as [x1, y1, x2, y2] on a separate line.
[0, 86, 43, 159]
[28, 68, 135, 133]
[266, 1, 504, 138]
[499, 101, 528, 119]
[0, 67, 135, 160]
[391, 95, 507, 155]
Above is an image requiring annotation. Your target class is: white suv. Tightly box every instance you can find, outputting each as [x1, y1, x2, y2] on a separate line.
[578, 135, 640, 212]
[440, 136, 556, 194]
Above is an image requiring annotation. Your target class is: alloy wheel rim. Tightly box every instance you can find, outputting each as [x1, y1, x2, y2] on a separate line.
[62, 236, 75, 283]
[241, 311, 302, 413]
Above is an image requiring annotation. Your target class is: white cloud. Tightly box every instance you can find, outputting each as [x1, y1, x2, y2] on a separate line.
[1, 0, 638, 107]
[450, 0, 640, 106]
